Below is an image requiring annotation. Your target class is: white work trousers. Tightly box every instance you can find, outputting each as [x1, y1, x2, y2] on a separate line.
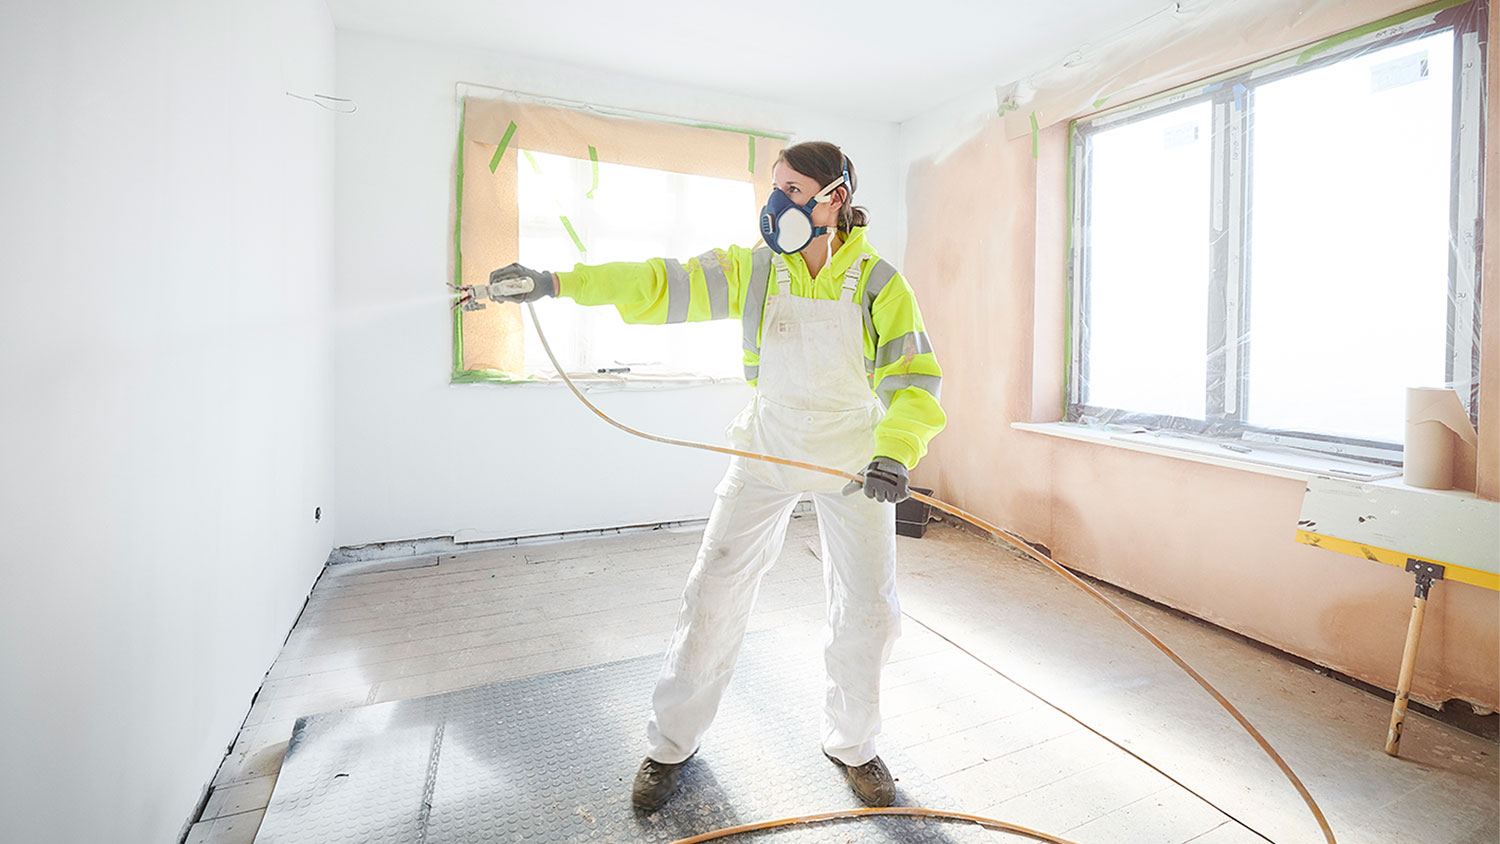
[646, 253, 901, 767]
[644, 458, 900, 767]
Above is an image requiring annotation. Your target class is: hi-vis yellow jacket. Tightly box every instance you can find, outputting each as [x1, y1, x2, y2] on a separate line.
[553, 227, 945, 469]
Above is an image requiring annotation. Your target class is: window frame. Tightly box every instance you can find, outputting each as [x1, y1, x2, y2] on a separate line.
[1066, 0, 1487, 455]
[450, 88, 788, 385]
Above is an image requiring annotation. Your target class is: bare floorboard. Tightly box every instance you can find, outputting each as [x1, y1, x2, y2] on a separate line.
[189, 515, 1499, 844]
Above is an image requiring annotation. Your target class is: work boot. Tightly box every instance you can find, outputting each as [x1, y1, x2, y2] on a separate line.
[825, 752, 896, 806]
[631, 754, 692, 811]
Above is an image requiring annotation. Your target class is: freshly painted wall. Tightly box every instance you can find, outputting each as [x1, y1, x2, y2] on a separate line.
[897, 2, 1499, 717]
[331, 30, 901, 548]
[0, 2, 337, 843]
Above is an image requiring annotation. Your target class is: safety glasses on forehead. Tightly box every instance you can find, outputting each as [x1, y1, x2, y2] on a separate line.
[759, 164, 849, 255]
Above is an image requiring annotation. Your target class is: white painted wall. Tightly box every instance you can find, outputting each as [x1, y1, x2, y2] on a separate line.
[0, 2, 336, 843]
[333, 31, 901, 547]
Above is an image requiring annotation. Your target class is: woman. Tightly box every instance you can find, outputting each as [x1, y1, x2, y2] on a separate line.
[478, 141, 945, 810]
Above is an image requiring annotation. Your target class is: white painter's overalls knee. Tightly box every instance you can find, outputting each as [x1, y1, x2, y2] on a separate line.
[646, 254, 900, 768]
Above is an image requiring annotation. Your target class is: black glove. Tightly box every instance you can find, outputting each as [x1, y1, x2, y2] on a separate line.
[842, 457, 910, 503]
[486, 263, 556, 302]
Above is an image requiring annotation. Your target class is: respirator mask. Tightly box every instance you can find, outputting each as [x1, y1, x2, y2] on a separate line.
[759, 162, 850, 255]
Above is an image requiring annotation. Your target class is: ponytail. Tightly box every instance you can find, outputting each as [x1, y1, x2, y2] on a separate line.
[775, 141, 870, 233]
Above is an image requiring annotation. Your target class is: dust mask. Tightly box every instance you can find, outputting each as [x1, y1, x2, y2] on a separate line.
[759, 170, 847, 255]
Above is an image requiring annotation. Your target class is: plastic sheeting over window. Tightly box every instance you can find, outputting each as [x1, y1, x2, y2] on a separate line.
[451, 93, 786, 382]
[1067, 0, 1486, 451]
[516, 150, 751, 378]
[1081, 101, 1212, 420]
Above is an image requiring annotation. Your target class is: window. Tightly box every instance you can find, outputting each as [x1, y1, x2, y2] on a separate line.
[1069, 1, 1485, 452]
[452, 94, 786, 384]
[516, 150, 751, 379]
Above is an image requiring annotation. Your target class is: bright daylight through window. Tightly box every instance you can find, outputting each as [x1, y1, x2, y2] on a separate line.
[1070, 5, 1484, 452]
[517, 150, 752, 379]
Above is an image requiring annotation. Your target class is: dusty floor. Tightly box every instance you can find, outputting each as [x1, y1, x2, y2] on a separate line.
[187, 515, 1498, 843]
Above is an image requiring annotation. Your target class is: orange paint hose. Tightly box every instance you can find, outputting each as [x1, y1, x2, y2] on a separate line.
[666, 806, 1081, 843]
[523, 302, 1336, 844]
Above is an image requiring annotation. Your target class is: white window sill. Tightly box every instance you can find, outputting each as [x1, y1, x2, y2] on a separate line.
[1011, 421, 1403, 482]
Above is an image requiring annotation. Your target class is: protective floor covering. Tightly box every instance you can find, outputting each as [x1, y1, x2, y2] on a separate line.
[253, 635, 993, 843]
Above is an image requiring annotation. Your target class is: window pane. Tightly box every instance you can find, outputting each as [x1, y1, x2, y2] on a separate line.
[1246, 33, 1454, 442]
[517, 151, 755, 378]
[1085, 101, 1213, 419]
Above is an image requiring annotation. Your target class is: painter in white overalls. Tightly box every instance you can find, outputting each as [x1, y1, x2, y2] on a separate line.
[469, 144, 944, 808]
[645, 245, 900, 772]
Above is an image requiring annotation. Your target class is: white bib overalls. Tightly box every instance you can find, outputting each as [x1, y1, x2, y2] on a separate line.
[645, 254, 901, 768]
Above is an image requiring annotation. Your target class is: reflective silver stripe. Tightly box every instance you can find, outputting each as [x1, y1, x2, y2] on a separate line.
[864, 357, 876, 375]
[664, 259, 690, 323]
[743, 363, 759, 382]
[863, 259, 898, 306]
[744, 248, 772, 353]
[697, 250, 730, 320]
[876, 373, 942, 407]
[874, 331, 935, 371]
[861, 259, 898, 351]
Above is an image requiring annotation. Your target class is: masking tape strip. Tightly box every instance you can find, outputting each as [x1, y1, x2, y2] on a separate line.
[488, 120, 518, 174]
[451, 369, 534, 384]
[1030, 111, 1040, 159]
[1294, 529, 1498, 591]
[587, 145, 599, 199]
[559, 215, 586, 252]
[747, 135, 756, 174]
[1296, 0, 1468, 65]
[676, 121, 789, 140]
[1089, 0, 1466, 127]
[523, 149, 542, 175]
[454, 104, 468, 378]
[1063, 120, 1078, 409]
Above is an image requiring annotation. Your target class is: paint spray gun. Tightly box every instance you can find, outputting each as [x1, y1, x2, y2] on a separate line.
[450, 275, 536, 311]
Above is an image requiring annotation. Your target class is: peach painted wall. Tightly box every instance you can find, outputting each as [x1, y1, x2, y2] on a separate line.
[1481, 3, 1500, 500]
[903, 7, 1498, 710]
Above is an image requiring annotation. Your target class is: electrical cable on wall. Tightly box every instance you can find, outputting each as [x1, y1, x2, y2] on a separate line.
[512, 299, 1338, 844]
[285, 91, 357, 113]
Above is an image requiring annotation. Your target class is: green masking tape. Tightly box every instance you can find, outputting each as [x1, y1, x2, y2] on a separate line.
[523, 149, 542, 175]
[1030, 111, 1040, 159]
[587, 145, 599, 199]
[1297, 0, 1467, 64]
[488, 120, 518, 174]
[560, 215, 585, 252]
[748, 135, 757, 174]
[1062, 120, 1077, 409]
[454, 105, 468, 378]
[455, 106, 467, 289]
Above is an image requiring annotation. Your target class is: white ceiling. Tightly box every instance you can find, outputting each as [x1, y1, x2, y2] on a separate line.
[325, 0, 1175, 123]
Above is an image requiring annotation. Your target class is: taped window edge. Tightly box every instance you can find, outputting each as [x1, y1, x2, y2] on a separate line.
[1001, 0, 1484, 139]
[452, 95, 787, 381]
[1061, 2, 1486, 458]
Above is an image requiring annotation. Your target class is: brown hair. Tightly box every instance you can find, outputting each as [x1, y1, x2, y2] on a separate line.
[775, 141, 870, 233]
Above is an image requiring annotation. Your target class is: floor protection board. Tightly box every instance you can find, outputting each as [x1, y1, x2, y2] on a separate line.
[255, 635, 993, 843]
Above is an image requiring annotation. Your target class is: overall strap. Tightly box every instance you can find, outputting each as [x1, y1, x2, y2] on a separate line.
[771, 254, 792, 295]
[842, 253, 870, 303]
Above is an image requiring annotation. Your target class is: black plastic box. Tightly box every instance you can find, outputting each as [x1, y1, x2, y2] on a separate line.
[895, 487, 933, 538]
